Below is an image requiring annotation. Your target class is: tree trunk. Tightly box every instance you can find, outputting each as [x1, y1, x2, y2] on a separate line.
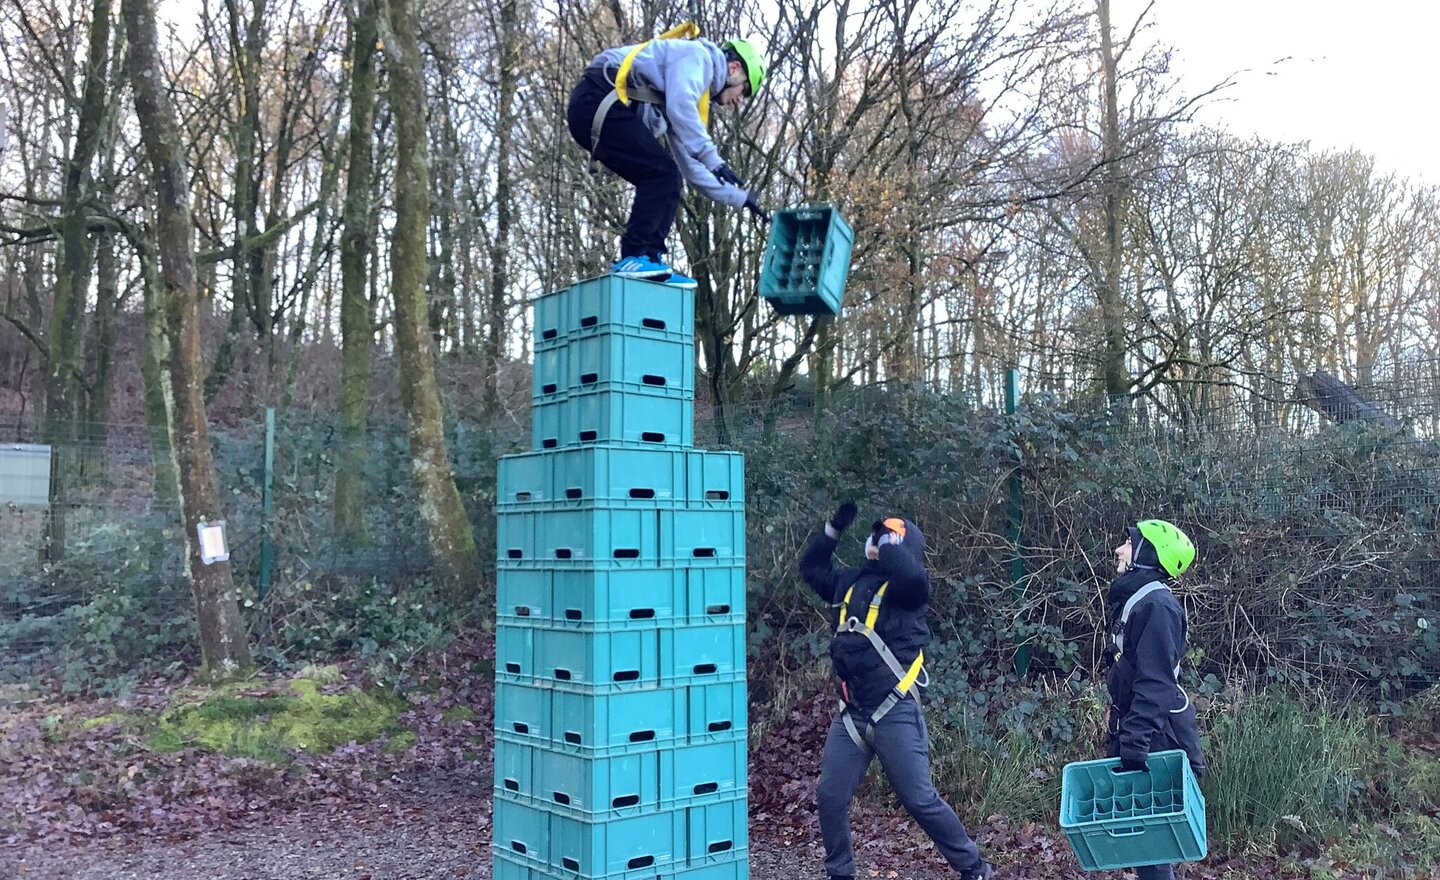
[483, 0, 520, 413]
[82, 230, 121, 478]
[125, 0, 254, 681]
[379, 0, 481, 592]
[1097, 0, 1129, 400]
[41, 0, 111, 559]
[139, 242, 180, 506]
[205, 0, 268, 404]
[335, 0, 379, 547]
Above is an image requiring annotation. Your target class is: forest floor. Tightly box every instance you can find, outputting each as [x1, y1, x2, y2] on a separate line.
[3, 778, 1260, 880]
[0, 637, 1377, 880]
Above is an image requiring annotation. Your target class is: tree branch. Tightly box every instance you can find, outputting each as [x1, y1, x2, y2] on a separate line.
[195, 198, 322, 265]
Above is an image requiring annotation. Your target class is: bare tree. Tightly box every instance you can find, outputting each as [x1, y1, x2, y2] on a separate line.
[378, 0, 481, 591]
[124, 0, 254, 680]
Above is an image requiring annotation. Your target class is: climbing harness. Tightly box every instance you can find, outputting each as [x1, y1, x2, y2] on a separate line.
[834, 581, 928, 754]
[588, 22, 707, 171]
[1111, 581, 1191, 714]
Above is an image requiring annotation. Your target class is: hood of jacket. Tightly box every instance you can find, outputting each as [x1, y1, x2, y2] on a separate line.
[862, 517, 926, 572]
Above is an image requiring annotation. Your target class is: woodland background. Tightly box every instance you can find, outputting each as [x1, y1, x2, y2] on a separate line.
[1, 0, 1438, 876]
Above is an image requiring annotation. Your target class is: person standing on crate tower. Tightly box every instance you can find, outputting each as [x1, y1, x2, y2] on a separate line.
[566, 23, 771, 290]
[1104, 519, 1206, 880]
[800, 502, 996, 880]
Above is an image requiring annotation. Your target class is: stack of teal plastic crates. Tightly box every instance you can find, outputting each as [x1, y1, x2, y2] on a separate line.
[494, 275, 748, 880]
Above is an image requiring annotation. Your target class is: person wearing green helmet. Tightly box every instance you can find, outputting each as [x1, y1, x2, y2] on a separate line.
[566, 29, 770, 289]
[1104, 519, 1205, 880]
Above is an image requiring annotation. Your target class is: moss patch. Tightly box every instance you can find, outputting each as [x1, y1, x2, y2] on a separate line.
[80, 712, 137, 731]
[383, 730, 418, 754]
[143, 677, 408, 762]
[441, 705, 476, 724]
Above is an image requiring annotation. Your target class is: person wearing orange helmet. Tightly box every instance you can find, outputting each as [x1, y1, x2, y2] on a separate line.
[800, 501, 995, 880]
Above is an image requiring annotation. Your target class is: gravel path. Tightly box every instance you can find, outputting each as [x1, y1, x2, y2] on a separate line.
[0, 783, 849, 880]
[3, 814, 842, 880]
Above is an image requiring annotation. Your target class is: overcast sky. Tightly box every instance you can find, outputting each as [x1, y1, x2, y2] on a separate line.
[1116, 0, 1438, 184]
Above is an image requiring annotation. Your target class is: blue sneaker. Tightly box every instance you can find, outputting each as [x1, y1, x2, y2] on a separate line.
[610, 256, 671, 279]
[662, 271, 697, 290]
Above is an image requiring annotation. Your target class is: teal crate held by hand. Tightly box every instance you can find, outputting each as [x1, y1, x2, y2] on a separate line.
[1059, 749, 1207, 871]
[759, 204, 854, 316]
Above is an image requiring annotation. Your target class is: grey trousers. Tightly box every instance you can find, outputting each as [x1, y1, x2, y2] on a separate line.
[816, 697, 983, 877]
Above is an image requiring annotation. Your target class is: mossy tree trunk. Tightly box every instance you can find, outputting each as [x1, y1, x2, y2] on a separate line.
[334, 0, 379, 548]
[378, 0, 481, 593]
[124, 0, 254, 682]
[137, 241, 180, 506]
[41, 0, 111, 560]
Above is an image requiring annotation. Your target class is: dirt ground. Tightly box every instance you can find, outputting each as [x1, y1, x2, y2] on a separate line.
[1, 803, 925, 880]
[1, 772, 1120, 880]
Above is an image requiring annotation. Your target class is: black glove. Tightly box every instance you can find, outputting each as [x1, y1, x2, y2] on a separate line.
[743, 191, 770, 224]
[712, 162, 745, 188]
[829, 500, 858, 534]
[1113, 754, 1149, 774]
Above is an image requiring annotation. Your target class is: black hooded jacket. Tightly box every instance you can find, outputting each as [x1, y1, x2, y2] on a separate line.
[1105, 557, 1205, 775]
[799, 519, 931, 715]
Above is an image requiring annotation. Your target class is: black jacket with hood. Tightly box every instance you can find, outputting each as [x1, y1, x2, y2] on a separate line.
[800, 519, 931, 715]
[1105, 534, 1205, 776]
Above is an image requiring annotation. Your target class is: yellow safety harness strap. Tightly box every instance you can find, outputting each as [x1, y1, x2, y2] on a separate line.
[589, 22, 708, 172]
[833, 580, 927, 754]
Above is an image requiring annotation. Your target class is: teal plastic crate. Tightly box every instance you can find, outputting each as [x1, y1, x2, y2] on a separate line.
[495, 739, 537, 800]
[572, 330, 695, 395]
[533, 343, 566, 400]
[496, 623, 537, 679]
[494, 849, 544, 880]
[1060, 749, 1207, 870]
[759, 204, 854, 316]
[535, 745, 661, 816]
[498, 453, 556, 506]
[549, 447, 687, 506]
[498, 510, 537, 562]
[498, 569, 550, 620]
[552, 568, 685, 626]
[659, 509, 745, 562]
[532, 330, 695, 399]
[685, 566, 745, 623]
[495, 796, 551, 864]
[532, 388, 693, 450]
[534, 625, 660, 689]
[496, 680, 551, 739]
[660, 737, 746, 807]
[497, 507, 659, 564]
[666, 856, 748, 880]
[499, 448, 742, 509]
[539, 506, 659, 564]
[683, 797, 747, 864]
[660, 624, 746, 683]
[551, 807, 685, 878]
[684, 677, 747, 741]
[534, 275, 694, 346]
[551, 685, 686, 753]
[685, 451, 744, 505]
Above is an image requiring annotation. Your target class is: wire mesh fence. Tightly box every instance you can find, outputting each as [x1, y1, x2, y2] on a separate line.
[2, 357, 1437, 692]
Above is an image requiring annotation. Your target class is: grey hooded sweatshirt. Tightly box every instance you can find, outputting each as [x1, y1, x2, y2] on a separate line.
[586, 38, 750, 208]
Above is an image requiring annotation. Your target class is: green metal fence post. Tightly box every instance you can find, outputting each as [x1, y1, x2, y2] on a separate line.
[1007, 368, 1031, 677]
[259, 407, 275, 600]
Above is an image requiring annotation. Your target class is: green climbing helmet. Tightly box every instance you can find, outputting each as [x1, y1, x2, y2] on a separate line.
[1135, 519, 1196, 578]
[722, 39, 767, 97]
